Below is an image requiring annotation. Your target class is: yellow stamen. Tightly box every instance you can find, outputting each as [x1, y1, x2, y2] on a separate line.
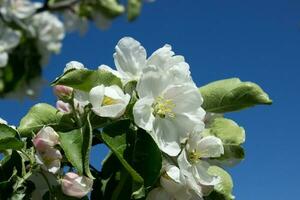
[102, 96, 118, 106]
[152, 96, 176, 118]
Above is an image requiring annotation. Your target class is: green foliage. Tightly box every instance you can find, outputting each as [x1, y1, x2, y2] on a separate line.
[18, 103, 75, 137]
[0, 37, 41, 96]
[0, 124, 24, 151]
[200, 78, 272, 113]
[101, 120, 162, 199]
[58, 115, 93, 179]
[52, 69, 123, 92]
[127, 0, 142, 21]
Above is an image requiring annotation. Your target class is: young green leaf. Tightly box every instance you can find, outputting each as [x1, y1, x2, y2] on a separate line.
[206, 118, 245, 145]
[127, 0, 142, 21]
[51, 69, 122, 92]
[200, 78, 272, 113]
[205, 166, 235, 200]
[18, 103, 74, 137]
[0, 124, 24, 151]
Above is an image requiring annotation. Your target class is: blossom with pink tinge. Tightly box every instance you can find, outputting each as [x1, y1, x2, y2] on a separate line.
[33, 126, 59, 151]
[61, 172, 93, 198]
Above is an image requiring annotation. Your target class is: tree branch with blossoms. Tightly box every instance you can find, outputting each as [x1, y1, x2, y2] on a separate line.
[0, 37, 272, 199]
[0, 0, 146, 98]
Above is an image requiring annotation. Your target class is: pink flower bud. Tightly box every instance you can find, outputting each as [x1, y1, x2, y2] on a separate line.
[56, 100, 72, 113]
[61, 172, 93, 198]
[53, 85, 73, 100]
[33, 127, 59, 151]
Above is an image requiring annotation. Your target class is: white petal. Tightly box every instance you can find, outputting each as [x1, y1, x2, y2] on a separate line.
[113, 37, 146, 80]
[98, 64, 123, 79]
[146, 187, 173, 200]
[153, 119, 182, 156]
[196, 136, 224, 158]
[193, 161, 220, 186]
[163, 84, 203, 113]
[133, 96, 155, 131]
[98, 94, 130, 118]
[136, 68, 171, 98]
[89, 85, 105, 108]
[0, 52, 8, 67]
[64, 61, 85, 72]
[104, 85, 124, 100]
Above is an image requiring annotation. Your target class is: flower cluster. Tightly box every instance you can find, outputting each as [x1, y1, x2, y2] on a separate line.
[51, 37, 233, 199]
[0, 36, 271, 199]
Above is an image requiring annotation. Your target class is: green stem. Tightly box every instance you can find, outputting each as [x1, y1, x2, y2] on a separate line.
[40, 170, 54, 199]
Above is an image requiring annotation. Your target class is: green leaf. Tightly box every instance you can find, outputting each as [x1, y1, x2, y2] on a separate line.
[97, 0, 125, 18]
[18, 103, 74, 137]
[52, 69, 122, 92]
[101, 120, 144, 198]
[127, 0, 142, 21]
[211, 145, 245, 167]
[59, 128, 84, 174]
[199, 78, 272, 113]
[58, 115, 93, 178]
[205, 166, 235, 200]
[0, 124, 24, 151]
[132, 129, 162, 189]
[206, 118, 245, 145]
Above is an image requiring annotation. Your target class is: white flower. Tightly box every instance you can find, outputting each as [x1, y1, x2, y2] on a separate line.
[32, 126, 60, 151]
[152, 164, 205, 200]
[61, 172, 93, 198]
[0, 0, 41, 22]
[113, 37, 147, 83]
[63, 10, 88, 35]
[177, 129, 223, 188]
[31, 11, 65, 53]
[133, 68, 205, 156]
[89, 85, 130, 118]
[64, 61, 86, 73]
[35, 147, 62, 174]
[0, 21, 21, 67]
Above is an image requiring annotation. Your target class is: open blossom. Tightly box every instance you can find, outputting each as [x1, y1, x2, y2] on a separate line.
[89, 85, 130, 118]
[35, 147, 62, 174]
[148, 164, 206, 200]
[177, 129, 223, 188]
[0, 21, 21, 67]
[133, 67, 205, 156]
[31, 11, 65, 53]
[61, 172, 93, 198]
[0, 0, 41, 22]
[33, 126, 59, 151]
[102, 37, 193, 85]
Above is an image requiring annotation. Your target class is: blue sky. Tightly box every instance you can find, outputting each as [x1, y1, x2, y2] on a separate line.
[1, 0, 300, 199]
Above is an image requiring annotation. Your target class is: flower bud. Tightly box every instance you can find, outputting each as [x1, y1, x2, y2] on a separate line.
[33, 127, 59, 151]
[56, 100, 72, 114]
[53, 85, 73, 100]
[61, 172, 93, 198]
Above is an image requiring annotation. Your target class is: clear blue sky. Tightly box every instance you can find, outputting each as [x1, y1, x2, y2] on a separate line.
[1, 0, 300, 199]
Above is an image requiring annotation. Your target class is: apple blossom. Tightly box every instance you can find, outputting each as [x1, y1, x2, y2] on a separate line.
[56, 100, 72, 114]
[133, 67, 205, 156]
[0, 21, 21, 67]
[35, 147, 62, 174]
[89, 85, 130, 118]
[33, 126, 59, 151]
[178, 129, 223, 188]
[61, 172, 93, 198]
[31, 11, 65, 53]
[53, 85, 73, 100]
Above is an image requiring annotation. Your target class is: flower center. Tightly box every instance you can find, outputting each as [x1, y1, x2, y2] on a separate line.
[102, 96, 118, 106]
[152, 96, 176, 118]
[189, 149, 201, 164]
